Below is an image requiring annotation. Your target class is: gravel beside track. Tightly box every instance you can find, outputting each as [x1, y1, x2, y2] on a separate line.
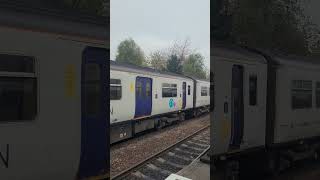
[113, 127, 210, 180]
[110, 114, 210, 178]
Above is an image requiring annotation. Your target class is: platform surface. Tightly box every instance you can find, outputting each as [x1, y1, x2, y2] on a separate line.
[176, 158, 210, 180]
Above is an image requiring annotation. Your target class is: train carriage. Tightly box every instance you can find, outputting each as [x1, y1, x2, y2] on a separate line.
[212, 41, 320, 176]
[0, 5, 109, 180]
[212, 43, 268, 156]
[110, 61, 210, 144]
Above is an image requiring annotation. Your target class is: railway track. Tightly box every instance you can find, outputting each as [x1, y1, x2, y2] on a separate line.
[111, 125, 210, 180]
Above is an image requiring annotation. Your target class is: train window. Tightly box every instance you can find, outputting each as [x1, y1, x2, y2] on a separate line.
[162, 83, 177, 97]
[146, 82, 151, 97]
[188, 85, 191, 95]
[136, 81, 143, 96]
[0, 54, 34, 73]
[0, 55, 37, 122]
[85, 64, 101, 115]
[316, 82, 320, 108]
[201, 86, 208, 96]
[249, 75, 257, 106]
[110, 78, 122, 100]
[292, 80, 312, 109]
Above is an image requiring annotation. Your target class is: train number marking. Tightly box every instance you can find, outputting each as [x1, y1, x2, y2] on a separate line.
[0, 144, 9, 168]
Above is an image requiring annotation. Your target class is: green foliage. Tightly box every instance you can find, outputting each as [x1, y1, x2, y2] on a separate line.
[183, 53, 207, 79]
[149, 51, 167, 71]
[215, 0, 320, 56]
[116, 38, 146, 66]
[63, 0, 105, 15]
[167, 55, 183, 74]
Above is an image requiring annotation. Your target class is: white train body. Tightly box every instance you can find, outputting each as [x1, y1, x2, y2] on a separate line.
[110, 61, 210, 143]
[195, 79, 211, 108]
[0, 8, 109, 180]
[273, 56, 320, 144]
[212, 42, 320, 174]
[110, 65, 194, 124]
[212, 44, 267, 155]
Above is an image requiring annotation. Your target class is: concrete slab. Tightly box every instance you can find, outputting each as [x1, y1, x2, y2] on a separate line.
[176, 159, 210, 180]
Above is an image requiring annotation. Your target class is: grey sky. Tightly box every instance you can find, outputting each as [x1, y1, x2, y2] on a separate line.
[110, 0, 210, 69]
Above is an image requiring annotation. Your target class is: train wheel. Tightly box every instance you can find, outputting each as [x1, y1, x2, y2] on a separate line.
[179, 113, 185, 121]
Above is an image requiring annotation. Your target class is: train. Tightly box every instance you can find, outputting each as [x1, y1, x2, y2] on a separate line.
[0, 4, 109, 180]
[212, 41, 320, 176]
[110, 61, 210, 144]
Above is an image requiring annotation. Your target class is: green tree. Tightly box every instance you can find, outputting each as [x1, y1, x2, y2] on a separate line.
[183, 53, 207, 79]
[149, 50, 167, 71]
[215, 0, 320, 56]
[167, 55, 182, 74]
[116, 38, 146, 66]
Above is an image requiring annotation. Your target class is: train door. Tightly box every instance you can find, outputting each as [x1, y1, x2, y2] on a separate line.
[135, 77, 152, 118]
[230, 65, 244, 149]
[182, 82, 187, 109]
[78, 47, 109, 178]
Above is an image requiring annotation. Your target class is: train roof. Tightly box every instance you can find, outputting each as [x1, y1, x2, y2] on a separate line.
[0, 1, 108, 42]
[212, 41, 267, 64]
[110, 60, 204, 81]
[244, 47, 320, 69]
[213, 41, 320, 69]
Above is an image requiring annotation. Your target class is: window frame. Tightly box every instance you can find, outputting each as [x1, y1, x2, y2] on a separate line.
[0, 54, 38, 123]
[110, 78, 122, 100]
[201, 86, 208, 96]
[291, 80, 313, 110]
[249, 75, 258, 106]
[162, 83, 177, 98]
[316, 81, 320, 108]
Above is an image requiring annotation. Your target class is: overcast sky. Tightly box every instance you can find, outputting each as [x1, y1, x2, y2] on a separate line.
[110, 0, 210, 69]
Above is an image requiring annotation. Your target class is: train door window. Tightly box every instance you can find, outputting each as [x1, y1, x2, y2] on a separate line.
[0, 55, 37, 122]
[201, 86, 208, 96]
[110, 79, 122, 100]
[85, 64, 101, 116]
[249, 75, 257, 106]
[146, 81, 151, 97]
[188, 85, 191, 95]
[162, 83, 177, 97]
[136, 81, 142, 96]
[316, 82, 320, 108]
[292, 80, 312, 109]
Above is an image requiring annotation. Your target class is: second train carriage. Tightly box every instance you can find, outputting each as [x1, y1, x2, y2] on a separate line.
[110, 61, 210, 144]
[212, 41, 320, 176]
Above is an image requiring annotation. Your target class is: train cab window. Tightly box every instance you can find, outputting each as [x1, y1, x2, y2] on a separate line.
[316, 82, 320, 108]
[85, 64, 102, 115]
[249, 75, 257, 106]
[162, 83, 177, 97]
[110, 79, 122, 100]
[292, 80, 312, 109]
[188, 85, 191, 95]
[0, 55, 37, 122]
[146, 82, 151, 97]
[201, 86, 208, 96]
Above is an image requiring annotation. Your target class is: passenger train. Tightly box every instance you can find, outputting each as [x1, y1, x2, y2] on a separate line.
[212, 42, 320, 176]
[110, 61, 210, 144]
[0, 5, 109, 180]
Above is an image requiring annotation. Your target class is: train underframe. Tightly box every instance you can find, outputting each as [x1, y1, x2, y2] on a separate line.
[110, 106, 210, 144]
[212, 137, 320, 180]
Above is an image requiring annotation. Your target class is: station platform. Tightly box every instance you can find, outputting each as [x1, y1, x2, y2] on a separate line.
[166, 150, 211, 180]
